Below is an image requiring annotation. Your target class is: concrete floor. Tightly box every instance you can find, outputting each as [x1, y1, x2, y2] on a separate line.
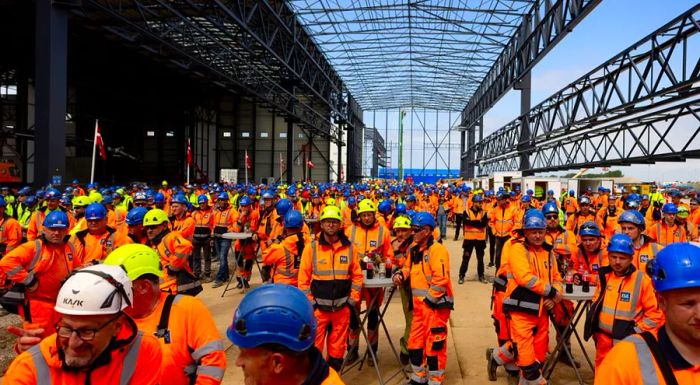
[202, 233, 597, 385]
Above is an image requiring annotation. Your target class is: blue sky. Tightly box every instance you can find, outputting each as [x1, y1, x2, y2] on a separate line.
[483, 0, 699, 182]
[372, 0, 699, 181]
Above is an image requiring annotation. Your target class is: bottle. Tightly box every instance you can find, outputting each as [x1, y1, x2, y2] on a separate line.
[366, 261, 374, 279]
[582, 270, 590, 293]
[565, 270, 574, 293]
[385, 257, 393, 278]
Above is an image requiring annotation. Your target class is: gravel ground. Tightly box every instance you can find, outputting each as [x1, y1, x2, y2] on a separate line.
[0, 312, 21, 377]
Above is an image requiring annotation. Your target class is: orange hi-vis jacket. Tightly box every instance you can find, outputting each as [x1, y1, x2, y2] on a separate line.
[594, 326, 700, 385]
[107, 207, 127, 229]
[503, 240, 563, 317]
[2, 320, 162, 385]
[70, 227, 132, 265]
[148, 230, 194, 293]
[564, 196, 579, 214]
[489, 204, 517, 237]
[570, 246, 609, 285]
[0, 238, 77, 299]
[341, 205, 357, 228]
[262, 232, 308, 286]
[590, 266, 664, 341]
[192, 207, 214, 241]
[546, 227, 577, 258]
[26, 208, 75, 241]
[0, 215, 23, 254]
[398, 238, 454, 308]
[451, 195, 469, 215]
[298, 233, 363, 311]
[134, 293, 226, 385]
[632, 235, 662, 272]
[172, 213, 196, 242]
[345, 221, 393, 263]
[597, 207, 621, 239]
[648, 221, 687, 246]
[683, 219, 699, 242]
[566, 211, 597, 235]
[463, 207, 487, 240]
[256, 207, 277, 251]
[232, 209, 259, 256]
[212, 206, 236, 237]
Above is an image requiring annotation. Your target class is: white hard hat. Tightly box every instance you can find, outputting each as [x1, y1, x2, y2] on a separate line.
[55, 264, 133, 316]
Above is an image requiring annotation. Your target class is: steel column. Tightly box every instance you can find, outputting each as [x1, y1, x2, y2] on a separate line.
[515, 72, 532, 174]
[34, 0, 68, 186]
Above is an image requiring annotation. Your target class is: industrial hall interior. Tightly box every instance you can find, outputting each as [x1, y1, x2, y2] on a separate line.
[1, 1, 700, 385]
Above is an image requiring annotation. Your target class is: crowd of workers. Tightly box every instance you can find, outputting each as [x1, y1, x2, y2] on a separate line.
[0, 179, 696, 385]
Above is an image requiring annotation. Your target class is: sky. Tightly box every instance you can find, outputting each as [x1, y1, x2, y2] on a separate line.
[481, 0, 699, 182]
[371, 0, 699, 182]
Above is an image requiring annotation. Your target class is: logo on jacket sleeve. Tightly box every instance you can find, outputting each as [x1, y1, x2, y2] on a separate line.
[620, 292, 631, 302]
[640, 254, 649, 263]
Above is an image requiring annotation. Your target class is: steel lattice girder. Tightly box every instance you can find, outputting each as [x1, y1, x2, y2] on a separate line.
[80, 0, 348, 142]
[459, 0, 601, 129]
[475, 4, 700, 175]
[288, 0, 536, 111]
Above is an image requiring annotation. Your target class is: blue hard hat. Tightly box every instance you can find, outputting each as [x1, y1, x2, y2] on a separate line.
[579, 221, 601, 237]
[509, 191, 517, 197]
[521, 195, 531, 203]
[378, 200, 392, 214]
[0, 197, 5, 206]
[569, 190, 575, 196]
[18, 187, 31, 196]
[406, 194, 417, 202]
[72, 179, 79, 184]
[542, 202, 559, 215]
[197, 194, 209, 204]
[227, 284, 316, 352]
[126, 207, 149, 226]
[43, 210, 69, 229]
[579, 196, 592, 205]
[171, 194, 189, 205]
[485, 190, 493, 197]
[547, 189, 554, 195]
[411, 212, 436, 229]
[627, 199, 640, 209]
[283, 210, 303, 228]
[218, 192, 230, 201]
[395, 203, 407, 215]
[85, 203, 107, 220]
[647, 243, 700, 292]
[618, 210, 646, 228]
[286, 186, 296, 196]
[607, 233, 634, 255]
[60, 197, 72, 206]
[102, 194, 113, 205]
[343, 190, 350, 197]
[133, 192, 148, 201]
[523, 211, 546, 230]
[662, 203, 678, 214]
[276, 199, 292, 216]
[347, 197, 357, 206]
[247, 187, 256, 196]
[670, 189, 682, 198]
[641, 194, 649, 201]
[239, 196, 252, 206]
[26, 196, 37, 206]
[496, 192, 508, 200]
[472, 194, 483, 203]
[262, 190, 274, 199]
[526, 189, 533, 195]
[628, 193, 640, 202]
[153, 192, 166, 204]
[44, 188, 61, 200]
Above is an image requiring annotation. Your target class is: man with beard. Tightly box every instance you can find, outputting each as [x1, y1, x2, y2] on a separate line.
[1, 264, 162, 385]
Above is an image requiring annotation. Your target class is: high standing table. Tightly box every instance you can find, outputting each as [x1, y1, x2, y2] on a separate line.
[220, 232, 253, 296]
[341, 276, 408, 385]
[543, 285, 595, 385]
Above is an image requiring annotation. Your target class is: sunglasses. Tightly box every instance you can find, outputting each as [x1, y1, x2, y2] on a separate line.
[545, 214, 558, 220]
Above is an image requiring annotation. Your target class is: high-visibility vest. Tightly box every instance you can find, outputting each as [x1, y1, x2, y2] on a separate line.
[463, 209, 486, 240]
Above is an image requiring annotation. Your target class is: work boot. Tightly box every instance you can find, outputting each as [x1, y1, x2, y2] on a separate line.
[367, 344, 379, 367]
[486, 348, 497, 381]
[458, 277, 465, 284]
[235, 277, 243, 289]
[488, 262, 495, 267]
[211, 281, 224, 289]
[480, 276, 489, 284]
[345, 346, 359, 365]
[243, 279, 250, 289]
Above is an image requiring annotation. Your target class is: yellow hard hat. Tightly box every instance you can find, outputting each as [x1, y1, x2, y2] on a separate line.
[142, 208, 170, 226]
[325, 198, 336, 206]
[320, 205, 342, 221]
[357, 198, 377, 214]
[393, 216, 411, 229]
[161, 180, 168, 186]
[89, 191, 103, 203]
[74, 196, 92, 207]
[104, 244, 163, 281]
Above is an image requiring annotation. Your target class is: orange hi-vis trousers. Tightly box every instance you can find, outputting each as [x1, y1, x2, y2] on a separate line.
[509, 311, 549, 385]
[314, 306, 350, 366]
[407, 298, 451, 385]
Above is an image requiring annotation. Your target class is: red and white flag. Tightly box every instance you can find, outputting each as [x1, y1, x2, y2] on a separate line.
[306, 160, 315, 169]
[279, 153, 285, 170]
[95, 120, 106, 160]
[245, 150, 252, 169]
[186, 138, 193, 165]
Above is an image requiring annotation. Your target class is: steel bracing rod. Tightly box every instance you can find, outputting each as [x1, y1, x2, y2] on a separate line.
[460, 0, 602, 129]
[473, 4, 700, 165]
[479, 96, 700, 174]
[82, 0, 343, 141]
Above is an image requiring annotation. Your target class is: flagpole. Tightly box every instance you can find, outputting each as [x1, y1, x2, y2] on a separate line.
[279, 152, 283, 183]
[186, 139, 190, 185]
[90, 119, 98, 184]
[245, 150, 249, 185]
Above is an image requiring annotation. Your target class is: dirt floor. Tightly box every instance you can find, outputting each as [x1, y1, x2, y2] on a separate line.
[0, 231, 596, 384]
[0, 313, 21, 377]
